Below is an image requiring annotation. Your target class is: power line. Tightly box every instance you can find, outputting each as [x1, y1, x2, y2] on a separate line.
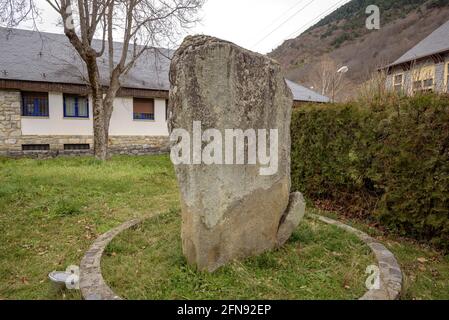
[251, 0, 315, 49]
[250, 0, 307, 40]
[250, 0, 316, 49]
[285, 0, 350, 40]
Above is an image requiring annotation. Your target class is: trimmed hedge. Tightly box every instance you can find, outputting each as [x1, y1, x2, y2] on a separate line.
[291, 94, 449, 250]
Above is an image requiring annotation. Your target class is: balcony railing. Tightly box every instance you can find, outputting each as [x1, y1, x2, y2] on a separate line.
[133, 113, 155, 120]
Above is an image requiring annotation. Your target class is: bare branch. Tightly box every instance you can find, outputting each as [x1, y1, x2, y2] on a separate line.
[0, 0, 40, 28]
[0, 0, 205, 158]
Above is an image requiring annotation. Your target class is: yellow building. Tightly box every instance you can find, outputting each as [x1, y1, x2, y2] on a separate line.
[386, 20, 449, 95]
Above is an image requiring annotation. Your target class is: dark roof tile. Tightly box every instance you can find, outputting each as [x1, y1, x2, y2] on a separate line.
[390, 19, 449, 66]
[0, 28, 329, 102]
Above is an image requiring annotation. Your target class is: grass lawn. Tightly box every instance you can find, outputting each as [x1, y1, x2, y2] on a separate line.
[0, 155, 179, 299]
[102, 210, 374, 300]
[317, 211, 449, 300]
[0, 155, 448, 300]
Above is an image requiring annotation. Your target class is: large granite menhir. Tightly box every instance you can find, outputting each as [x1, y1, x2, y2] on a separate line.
[169, 35, 305, 272]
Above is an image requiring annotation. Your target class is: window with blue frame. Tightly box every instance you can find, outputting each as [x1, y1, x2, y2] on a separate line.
[64, 94, 89, 118]
[21, 92, 49, 117]
[133, 98, 154, 120]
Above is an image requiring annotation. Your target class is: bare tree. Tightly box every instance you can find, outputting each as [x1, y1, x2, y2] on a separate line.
[309, 56, 349, 102]
[0, 0, 204, 160]
[357, 69, 388, 105]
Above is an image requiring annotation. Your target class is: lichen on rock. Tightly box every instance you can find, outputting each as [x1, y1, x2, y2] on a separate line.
[169, 35, 305, 272]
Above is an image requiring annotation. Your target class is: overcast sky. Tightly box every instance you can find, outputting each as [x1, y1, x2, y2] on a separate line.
[22, 0, 351, 54]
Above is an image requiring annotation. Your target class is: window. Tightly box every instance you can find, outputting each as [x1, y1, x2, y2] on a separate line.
[412, 65, 435, 93]
[423, 78, 433, 88]
[64, 95, 89, 118]
[64, 144, 90, 150]
[21, 92, 49, 117]
[413, 78, 434, 92]
[133, 98, 154, 120]
[393, 74, 403, 93]
[413, 81, 422, 90]
[22, 144, 50, 151]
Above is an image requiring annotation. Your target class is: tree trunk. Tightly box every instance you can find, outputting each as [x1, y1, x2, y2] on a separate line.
[93, 95, 109, 160]
[93, 85, 119, 160]
[85, 54, 114, 161]
[83, 50, 121, 161]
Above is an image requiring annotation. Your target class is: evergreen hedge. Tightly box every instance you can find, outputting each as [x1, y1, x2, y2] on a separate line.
[291, 94, 449, 250]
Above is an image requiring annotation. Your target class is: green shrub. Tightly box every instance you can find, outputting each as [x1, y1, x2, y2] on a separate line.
[291, 94, 449, 250]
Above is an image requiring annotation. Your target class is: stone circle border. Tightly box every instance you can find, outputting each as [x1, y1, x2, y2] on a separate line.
[79, 214, 402, 300]
[79, 219, 141, 300]
[309, 214, 403, 300]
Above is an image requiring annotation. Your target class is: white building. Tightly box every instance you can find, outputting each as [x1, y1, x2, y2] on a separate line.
[0, 28, 329, 156]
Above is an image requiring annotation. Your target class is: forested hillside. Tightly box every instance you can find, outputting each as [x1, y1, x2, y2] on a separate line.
[270, 0, 449, 100]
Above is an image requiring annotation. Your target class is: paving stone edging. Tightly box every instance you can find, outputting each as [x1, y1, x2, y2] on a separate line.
[310, 214, 403, 300]
[79, 214, 403, 300]
[79, 219, 141, 300]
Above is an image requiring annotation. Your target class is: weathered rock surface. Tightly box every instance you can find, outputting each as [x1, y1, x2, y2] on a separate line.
[169, 35, 304, 272]
[276, 192, 306, 247]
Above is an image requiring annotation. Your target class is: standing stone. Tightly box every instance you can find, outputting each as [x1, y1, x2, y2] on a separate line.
[169, 35, 305, 272]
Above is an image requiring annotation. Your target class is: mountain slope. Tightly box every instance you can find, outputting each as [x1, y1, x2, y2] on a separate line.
[269, 0, 449, 100]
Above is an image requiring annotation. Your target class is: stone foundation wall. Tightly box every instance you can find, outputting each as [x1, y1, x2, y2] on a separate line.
[1, 89, 170, 158]
[2, 135, 170, 158]
[109, 136, 170, 155]
[0, 90, 22, 154]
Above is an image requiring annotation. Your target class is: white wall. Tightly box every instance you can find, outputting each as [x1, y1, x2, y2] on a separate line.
[21, 92, 169, 136]
[21, 92, 93, 135]
[109, 97, 169, 136]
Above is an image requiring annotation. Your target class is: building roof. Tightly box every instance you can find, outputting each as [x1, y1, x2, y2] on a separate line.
[0, 27, 171, 91]
[389, 19, 449, 67]
[285, 79, 330, 103]
[0, 27, 329, 103]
